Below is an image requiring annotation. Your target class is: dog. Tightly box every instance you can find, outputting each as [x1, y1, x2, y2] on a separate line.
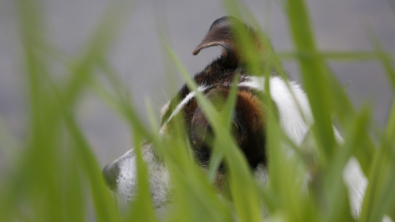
[102, 16, 375, 219]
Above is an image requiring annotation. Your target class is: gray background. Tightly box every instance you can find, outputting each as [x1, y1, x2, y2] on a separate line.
[0, 0, 394, 168]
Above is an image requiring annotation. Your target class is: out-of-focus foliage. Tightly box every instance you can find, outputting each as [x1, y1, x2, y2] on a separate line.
[0, 0, 394, 221]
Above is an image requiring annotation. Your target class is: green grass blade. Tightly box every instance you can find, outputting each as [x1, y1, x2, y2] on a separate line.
[284, 0, 336, 163]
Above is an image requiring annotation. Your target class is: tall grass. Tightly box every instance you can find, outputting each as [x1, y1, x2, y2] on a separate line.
[1, 0, 394, 221]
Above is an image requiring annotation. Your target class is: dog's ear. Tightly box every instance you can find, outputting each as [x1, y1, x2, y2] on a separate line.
[193, 16, 246, 66]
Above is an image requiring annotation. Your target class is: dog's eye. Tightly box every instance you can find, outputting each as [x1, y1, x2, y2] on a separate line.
[232, 121, 239, 131]
[231, 121, 241, 136]
[192, 139, 202, 148]
[231, 121, 246, 143]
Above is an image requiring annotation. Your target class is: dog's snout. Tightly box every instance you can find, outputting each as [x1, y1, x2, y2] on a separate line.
[102, 162, 119, 191]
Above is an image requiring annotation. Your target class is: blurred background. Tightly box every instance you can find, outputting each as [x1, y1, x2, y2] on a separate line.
[0, 0, 394, 169]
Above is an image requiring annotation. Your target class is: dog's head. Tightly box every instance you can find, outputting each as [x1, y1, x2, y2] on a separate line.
[102, 16, 311, 207]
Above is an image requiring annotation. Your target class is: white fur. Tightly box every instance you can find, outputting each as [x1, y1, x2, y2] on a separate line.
[115, 146, 171, 207]
[242, 76, 390, 221]
[343, 157, 368, 217]
[240, 76, 313, 144]
[163, 85, 208, 125]
[116, 149, 137, 202]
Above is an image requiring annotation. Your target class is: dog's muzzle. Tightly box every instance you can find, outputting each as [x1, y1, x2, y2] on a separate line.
[101, 147, 171, 205]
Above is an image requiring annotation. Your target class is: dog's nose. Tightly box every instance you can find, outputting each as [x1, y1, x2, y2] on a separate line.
[102, 162, 119, 191]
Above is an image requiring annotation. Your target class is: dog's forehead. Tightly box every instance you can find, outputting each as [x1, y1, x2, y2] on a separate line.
[160, 73, 263, 126]
[160, 65, 259, 123]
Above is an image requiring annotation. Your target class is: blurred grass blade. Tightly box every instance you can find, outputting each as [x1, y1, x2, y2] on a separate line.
[324, 107, 371, 221]
[284, 0, 335, 163]
[367, 30, 395, 91]
[207, 75, 239, 182]
[125, 133, 158, 222]
[278, 51, 395, 62]
[66, 115, 121, 222]
[360, 148, 395, 222]
[165, 44, 263, 222]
